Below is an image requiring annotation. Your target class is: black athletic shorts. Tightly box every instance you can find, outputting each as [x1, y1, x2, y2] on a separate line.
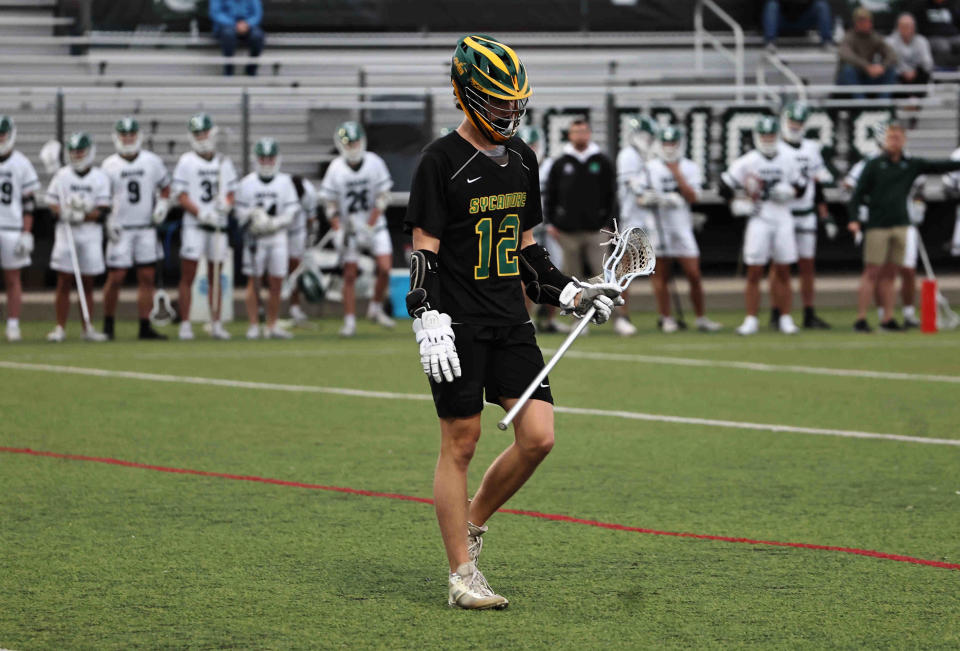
[429, 321, 554, 419]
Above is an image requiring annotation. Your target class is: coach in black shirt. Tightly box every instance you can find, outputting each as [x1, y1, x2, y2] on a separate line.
[544, 118, 617, 281]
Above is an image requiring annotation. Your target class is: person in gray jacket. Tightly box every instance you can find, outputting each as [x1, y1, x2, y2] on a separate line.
[887, 13, 934, 85]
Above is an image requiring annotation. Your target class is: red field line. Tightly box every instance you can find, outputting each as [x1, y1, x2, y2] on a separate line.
[4, 446, 959, 573]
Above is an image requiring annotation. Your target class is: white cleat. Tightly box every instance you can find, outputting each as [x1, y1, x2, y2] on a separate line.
[178, 322, 195, 341]
[660, 316, 679, 334]
[210, 322, 231, 340]
[83, 327, 108, 342]
[778, 314, 799, 335]
[267, 324, 294, 339]
[736, 315, 759, 336]
[246, 324, 261, 340]
[467, 521, 487, 564]
[612, 316, 637, 336]
[448, 562, 508, 610]
[5, 324, 21, 342]
[339, 320, 356, 338]
[46, 325, 66, 343]
[696, 316, 723, 332]
[372, 311, 396, 329]
[289, 304, 308, 325]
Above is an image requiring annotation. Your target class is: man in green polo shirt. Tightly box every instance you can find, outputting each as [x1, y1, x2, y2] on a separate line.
[848, 120, 960, 332]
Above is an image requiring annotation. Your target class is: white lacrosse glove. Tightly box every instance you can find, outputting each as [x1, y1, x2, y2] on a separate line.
[356, 222, 375, 248]
[272, 210, 295, 233]
[105, 215, 122, 243]
[730, 198, 756, 218]
[823, 218, 839, 240]
[661, 192, 685, 208]
[560, 280, 621, 325]
[908, 199, 926, 225]
[39, 140, 62, 174]
[152, 198, 170, 225]
[412, 310, 461, 383]
[770, 182, 796, 204]
[197, 208, 219, 228]
[250, 207, 271, 235]
[13, 231, 33, 257]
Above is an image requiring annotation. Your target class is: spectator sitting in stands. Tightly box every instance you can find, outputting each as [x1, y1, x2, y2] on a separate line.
[847, 0, 899, 33]
[887, 13, 934, 84]
[210, 0, 264, 77]
[909, 0, 960, 68]
[836, 7, 898, 98]
[762, 0, 834, 52]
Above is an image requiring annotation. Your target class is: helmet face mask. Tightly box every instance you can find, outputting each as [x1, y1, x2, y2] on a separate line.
[335, 121, 366, 165]
[0, 116, 16, 157]
[658, 125, 684, 163]
[753, 116, 780, 158]
[253, 137, 280, 178]
[67, 132, 95, 172]
[113, 116, 142, 157]
[188, 113, 218, 155]
[780, 101, 810, 145]
[626, 115, 658, 158]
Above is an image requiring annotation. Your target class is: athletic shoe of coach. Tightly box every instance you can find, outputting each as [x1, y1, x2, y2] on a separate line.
[448, 561, 508, 610]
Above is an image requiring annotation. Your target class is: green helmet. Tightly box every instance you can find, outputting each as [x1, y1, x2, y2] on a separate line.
[658, 125, 684, 163]
[334, 121, 366, 165]
[624, 115, 659, 157]
[253, 137, 280, 178]
[297, 268, 327, 303]
[188, 113, 217, 154]
[780, 101, 810, 144]
[517, 124, 544, 162]
[0, 115, 15, 156]
[113, 116, 142, 156]
[451, 34, 531, 144]
[67, 131, 95, 172]
[753, 115, 779, 157]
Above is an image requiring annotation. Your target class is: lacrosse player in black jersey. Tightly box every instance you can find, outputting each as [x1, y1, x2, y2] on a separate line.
[404, 35, 623, 610]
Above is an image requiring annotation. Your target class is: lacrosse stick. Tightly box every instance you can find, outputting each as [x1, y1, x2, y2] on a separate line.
[498, 224, 656, 431]
[63, 222, 93, 332]
[281, 227, 337, 300]
[150, 235, 174, 327]
[916, 232, 960, 330]
[211, 127, 234, 324]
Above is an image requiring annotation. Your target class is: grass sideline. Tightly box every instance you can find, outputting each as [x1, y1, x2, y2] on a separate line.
[1, 309, 959, 649]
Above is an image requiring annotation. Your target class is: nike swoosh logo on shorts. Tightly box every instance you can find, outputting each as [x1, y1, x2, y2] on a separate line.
[467, 177, 481, 184]
[540, 382, 549, 389]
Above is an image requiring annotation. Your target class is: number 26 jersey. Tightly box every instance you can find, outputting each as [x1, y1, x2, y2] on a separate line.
[404, 131, 542, 326]
[319, 151, 393, 229]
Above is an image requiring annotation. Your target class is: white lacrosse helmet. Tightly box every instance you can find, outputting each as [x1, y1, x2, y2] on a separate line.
[66, 131, 96, 173]
[658, 125, 684, 163]
[334, 121, 366, 165]
[112, 116, 142, 157]
[753, 115, 779, 158]
[780, 101, 810, 145]
[253, 137, 280, 179]
[0, 115, 16, 157]
[625, 115, 659, 158]
[188, 113, 218, 155]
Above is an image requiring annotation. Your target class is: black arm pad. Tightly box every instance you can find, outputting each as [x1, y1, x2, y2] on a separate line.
[813, 180, 826, 205]
[406, 249, 441, 318]
[22, 194, 35, 214]
[519, 243, 574, 307]
[717, 177, 736, 201]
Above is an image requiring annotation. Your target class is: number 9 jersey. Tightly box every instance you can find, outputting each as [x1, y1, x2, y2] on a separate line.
[101, 150, 170, 227]
[403, 131, 542, 326]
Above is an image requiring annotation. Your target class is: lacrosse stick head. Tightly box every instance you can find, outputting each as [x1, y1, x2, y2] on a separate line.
[601, 222, 656, 291]
[150, 290, 175, 327]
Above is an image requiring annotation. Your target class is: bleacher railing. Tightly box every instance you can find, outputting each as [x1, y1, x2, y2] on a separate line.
[694, 0, 745, 102]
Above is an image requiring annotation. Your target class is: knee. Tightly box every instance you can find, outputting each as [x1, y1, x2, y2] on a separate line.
[519, 427, 555, 461]
[442, 426, 480, 469]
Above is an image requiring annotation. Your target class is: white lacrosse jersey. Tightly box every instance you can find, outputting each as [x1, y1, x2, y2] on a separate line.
[235, 172, 300, 232]
[172, 151, 237, 229]
[616, 145, 655, 226]
[941, 146, 960, 194]
[319, 152, 392, 228]
[45, 165, 112, 234]
[101, 150, 170, 227]
[0, 150, 40, 229]
[722, 144, 801, 222]
[293, 177, 318, 233]
[645, 157, 702, 228]
[783, 139, 832, 215]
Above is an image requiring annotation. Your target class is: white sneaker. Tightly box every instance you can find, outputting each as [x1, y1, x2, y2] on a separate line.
[696, 316, 723, 332]
[178, 322, 195, 341]
[736, 315, 759, 336]
[289, 304, 308, 324]
[339, 319, 356, 337]
[549, 319, 572, 334]
[660, 316, 679, 333]
[612, 316, 637, 336]
[467, 521, 487, 564]
[5, 323, 21, 342]
[246, 324, 261, 340]
[779, 314, 799, 335]
[83, 327, 108, 342]
[372, 310, 396, 329]
[448, 561, 508, 610]
[46, 325, 66, 343]
[267, 324, 294, 339]
[210, 322, 231, 340]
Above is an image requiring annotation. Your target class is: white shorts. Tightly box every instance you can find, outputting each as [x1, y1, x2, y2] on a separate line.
[106, 227, 162, 269]
[0, 229, 30, 270]
[343, 225, 392, 264]
[181, 224, 228, 263]
[743, 217, 798, 266]
[902, 225, 918, 269]
[644, 219, 700, 258]
[287, 228, 307, 260]
[242, 232, 288, 278]
[793, 214, 817, 260]
[50, 222, 105, 276]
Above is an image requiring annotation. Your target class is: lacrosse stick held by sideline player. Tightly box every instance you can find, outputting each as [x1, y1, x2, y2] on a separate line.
[63, 221, 93, 332]
[916, 232, 960, 330]
[498, 223, 656, 431]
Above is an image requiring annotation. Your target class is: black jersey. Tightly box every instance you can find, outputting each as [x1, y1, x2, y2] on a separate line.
[404, 131, 542, 326]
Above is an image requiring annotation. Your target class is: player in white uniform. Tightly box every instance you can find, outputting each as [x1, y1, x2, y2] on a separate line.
[101, 117, 172, 340]
[320, 121, 395, 337]
[771, 102, 836, 330]
[286, 174, 318, 324]
[643, 126, 723, 333]
[945, 146, 960, 258]
[0, 116, 39, 342]
[45, 132, 111, 342]
[234, 138, 299, 340]
[614, 114, 659, 335]
[172, 113, 237, 340]
[720, 116, 803, 336]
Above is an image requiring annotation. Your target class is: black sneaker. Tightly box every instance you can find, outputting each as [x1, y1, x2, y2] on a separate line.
[879, 319, 903, 332]
[139, 326, 168, 340]
[853, 319, 872, 333]
[803, 312, 831, 329]
[769, 308, 781, 330]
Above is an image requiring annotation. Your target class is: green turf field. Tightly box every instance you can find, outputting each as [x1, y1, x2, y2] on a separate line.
[2, 309, 959, 649]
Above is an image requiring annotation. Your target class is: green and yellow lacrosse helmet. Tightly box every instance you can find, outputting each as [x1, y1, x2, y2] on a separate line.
[451, 34, 531, 144]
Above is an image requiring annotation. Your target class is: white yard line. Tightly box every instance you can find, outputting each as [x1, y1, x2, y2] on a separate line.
[1, 360, 957, 447]
[649, 339, 960, 352]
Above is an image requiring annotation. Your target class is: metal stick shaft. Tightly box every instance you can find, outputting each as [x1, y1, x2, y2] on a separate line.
[63, 222, 92, 329]
[915, 231, 936, 281]
[497, 307, 595, 431]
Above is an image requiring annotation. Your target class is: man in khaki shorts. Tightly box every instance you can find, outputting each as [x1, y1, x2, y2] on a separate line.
[847, 120, 960, 332]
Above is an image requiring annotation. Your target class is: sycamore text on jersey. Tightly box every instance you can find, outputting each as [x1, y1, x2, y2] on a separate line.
[468, 192, 527, 214]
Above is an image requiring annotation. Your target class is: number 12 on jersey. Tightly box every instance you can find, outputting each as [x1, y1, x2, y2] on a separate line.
[474, 214, 520, 279]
